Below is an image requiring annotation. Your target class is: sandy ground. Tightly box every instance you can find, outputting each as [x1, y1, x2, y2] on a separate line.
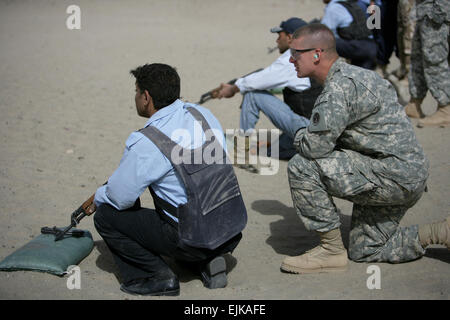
[0, 0, 448, 300]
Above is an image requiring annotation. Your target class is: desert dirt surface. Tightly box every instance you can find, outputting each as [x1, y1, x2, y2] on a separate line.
[0, 0, 448, 300]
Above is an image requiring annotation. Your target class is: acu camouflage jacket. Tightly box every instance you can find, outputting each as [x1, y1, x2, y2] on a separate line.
[294, 58, 429, 190]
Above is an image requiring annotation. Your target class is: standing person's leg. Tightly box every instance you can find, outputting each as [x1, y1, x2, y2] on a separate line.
[418, 17, 450, 107]
[382, 0, 398, 64]
[416, 16, 450, 127]
[406, 14, 427, 118]
[394, 0, 415, 79]
[374, 0, 398, 68]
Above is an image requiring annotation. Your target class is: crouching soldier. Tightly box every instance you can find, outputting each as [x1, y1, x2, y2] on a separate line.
[282, 23, 448, 274]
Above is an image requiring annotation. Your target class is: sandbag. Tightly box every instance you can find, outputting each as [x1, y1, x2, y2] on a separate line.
[0, 229, 94, 276]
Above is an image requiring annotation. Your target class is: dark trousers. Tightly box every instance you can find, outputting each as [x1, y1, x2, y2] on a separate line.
[336, 38, 378, 70]
[94, 204, 242, 284]
[373, 0, 398, 65]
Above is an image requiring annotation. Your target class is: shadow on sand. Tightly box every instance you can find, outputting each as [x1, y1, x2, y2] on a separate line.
[251, 199, 351, 256]
[251, 199, 450, 264]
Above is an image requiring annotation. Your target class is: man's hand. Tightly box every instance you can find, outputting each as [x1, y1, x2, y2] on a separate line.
[216, 83, 240, 99]
[85, 202, 96, 215]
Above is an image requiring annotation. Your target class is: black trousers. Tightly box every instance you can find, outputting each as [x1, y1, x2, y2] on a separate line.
[373, 0, 398, 65]
[336, 38, 378, 70]
[94, 204, 242, 284]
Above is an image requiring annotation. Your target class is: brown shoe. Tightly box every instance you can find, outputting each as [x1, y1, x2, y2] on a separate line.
[417, 104, 450, 128]
[404, 98, 425, 119]
[281, 229, 348, 274]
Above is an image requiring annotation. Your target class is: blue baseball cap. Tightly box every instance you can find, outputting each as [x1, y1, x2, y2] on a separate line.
[270, 17, 307, 35]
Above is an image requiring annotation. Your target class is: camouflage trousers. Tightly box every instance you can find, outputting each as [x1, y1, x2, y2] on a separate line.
[409, 13, 450, 105]
[397, 0, 416, 59]
[287, 150, 427, 263]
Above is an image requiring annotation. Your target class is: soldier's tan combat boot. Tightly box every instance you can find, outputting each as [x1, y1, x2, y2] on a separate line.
[281, 228, 348, 274]
[404, 98, 425, 119]
[417, 104, 450, 128]
[419, 217, 450, 249]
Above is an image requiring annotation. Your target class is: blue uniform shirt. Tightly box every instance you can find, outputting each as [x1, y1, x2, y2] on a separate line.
[94, 99, 227, 222]
[357, 0, 382, 18]
[322, 0, 376, 39]
[321, 0, 354, 38]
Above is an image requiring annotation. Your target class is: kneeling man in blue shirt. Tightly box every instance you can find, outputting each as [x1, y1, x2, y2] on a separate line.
[92, 63, 247, 296]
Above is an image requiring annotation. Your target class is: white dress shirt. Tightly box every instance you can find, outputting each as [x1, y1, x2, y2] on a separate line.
[234, 50, 311, 93]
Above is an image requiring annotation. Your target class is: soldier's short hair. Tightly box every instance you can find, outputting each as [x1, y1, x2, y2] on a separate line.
[293, 23, 337, 56]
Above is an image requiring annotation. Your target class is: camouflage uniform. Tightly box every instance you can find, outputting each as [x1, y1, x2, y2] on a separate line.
[288, 58, 429, 263]
[395, 0, 416, 78]
[409, 0, 450, 106]
[397, 0, 416, 58]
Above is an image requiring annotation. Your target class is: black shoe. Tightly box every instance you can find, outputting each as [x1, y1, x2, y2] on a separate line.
[120, 277, 180, 296]
[200, 256, 227, 289]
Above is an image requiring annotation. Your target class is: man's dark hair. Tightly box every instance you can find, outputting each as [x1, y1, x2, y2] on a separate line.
[130, 63, 180, 109]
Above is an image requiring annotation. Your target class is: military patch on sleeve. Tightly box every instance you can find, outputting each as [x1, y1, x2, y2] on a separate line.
[308, 110, 329, 132]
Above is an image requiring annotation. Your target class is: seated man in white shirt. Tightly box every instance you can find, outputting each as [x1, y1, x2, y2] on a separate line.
[216, 18, 322, 159]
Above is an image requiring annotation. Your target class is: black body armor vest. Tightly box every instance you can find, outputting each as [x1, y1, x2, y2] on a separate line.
[139, 107, 247, 250]
[337, 0, 372, 40]
[282, 78, 323, 119]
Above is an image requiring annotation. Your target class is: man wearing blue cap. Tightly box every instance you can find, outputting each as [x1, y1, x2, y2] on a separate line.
[216, 18, 322, 160]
